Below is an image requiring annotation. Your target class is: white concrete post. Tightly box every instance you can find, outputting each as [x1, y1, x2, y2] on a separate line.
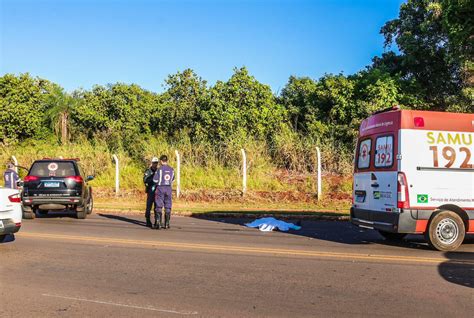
[112, 154, 119, 196]
[241, 149, 247, 195]
[175, 150, 181, 198]
[11, 155, 18, 173]
[316, 147, 322, 201]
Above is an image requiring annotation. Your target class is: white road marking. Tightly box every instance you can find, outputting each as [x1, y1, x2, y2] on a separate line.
[42, 294, 198, 315]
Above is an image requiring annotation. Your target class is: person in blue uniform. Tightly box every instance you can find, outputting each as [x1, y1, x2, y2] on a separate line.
[152, 155, 175, 230]
[143, 157, 159, 228]
[3, 163, 20, 189]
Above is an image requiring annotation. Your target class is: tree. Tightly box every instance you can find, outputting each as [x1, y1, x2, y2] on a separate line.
[44, 85, 80, 144]
[199, 67, 286, 145]
[71, 83, 158, 154]
[380, 0, 472, 110]
[157, 69, 208, 137]
[0, 73, 52, 142]
[279, 76, 318, 132]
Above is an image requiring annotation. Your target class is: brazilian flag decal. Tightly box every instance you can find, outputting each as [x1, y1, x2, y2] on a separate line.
[417, 194, 428, 204]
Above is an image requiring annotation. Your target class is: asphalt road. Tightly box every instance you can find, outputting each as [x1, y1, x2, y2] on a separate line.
[1, 212, 473, 317]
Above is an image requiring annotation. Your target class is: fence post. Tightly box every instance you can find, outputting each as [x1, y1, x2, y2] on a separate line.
[175, 150, 181, 198]
[316, 147, 322, 201]
[11, 155, 18, 173]
[112, 154, 119, 196]
[241, 149, 247, 195]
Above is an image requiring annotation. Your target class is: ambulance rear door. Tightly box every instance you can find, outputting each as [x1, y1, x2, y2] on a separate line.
[354, 133, 398, 213]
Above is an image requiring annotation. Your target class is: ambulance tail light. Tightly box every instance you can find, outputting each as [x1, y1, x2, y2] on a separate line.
[397, 172, 410, 209]
[351, 181, 355, 205]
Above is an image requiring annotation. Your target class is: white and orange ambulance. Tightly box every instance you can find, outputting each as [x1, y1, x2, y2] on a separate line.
[351, 106, 473, 251]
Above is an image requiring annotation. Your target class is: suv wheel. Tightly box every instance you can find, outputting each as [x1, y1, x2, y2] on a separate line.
[86, 196, 93, 215]
[22, 206, 35, 219]
[76, 206, 87, 219]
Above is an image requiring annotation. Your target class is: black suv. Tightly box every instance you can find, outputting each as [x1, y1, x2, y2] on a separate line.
[21, 159, 94, 219]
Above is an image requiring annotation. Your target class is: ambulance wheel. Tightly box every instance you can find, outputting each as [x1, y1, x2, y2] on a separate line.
[425, 210, 465, 251]
[378, 231, 407, 241]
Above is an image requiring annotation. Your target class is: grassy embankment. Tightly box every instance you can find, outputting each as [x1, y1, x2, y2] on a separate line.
[1, 138, 352, 215]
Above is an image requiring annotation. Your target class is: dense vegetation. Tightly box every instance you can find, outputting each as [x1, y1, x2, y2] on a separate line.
[0, 0, 472, 194]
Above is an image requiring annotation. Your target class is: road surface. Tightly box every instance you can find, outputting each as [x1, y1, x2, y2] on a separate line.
[1, 212, 473, 317]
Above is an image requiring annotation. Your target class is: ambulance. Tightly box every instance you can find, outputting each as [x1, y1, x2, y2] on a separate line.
[351, 106, 473, 251]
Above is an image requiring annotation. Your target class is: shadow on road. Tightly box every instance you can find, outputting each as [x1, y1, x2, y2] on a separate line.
[35, 210, 78, 219]
[190, 213, 474, 252]
[0, 234, 16, 244]
[438, 251, 474, 288]
[98, 213, 148, 228]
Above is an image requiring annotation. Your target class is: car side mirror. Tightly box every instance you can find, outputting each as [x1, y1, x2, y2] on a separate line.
[86, 175, 94, 181]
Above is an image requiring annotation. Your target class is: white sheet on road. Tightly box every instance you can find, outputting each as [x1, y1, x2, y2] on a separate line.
[245, 217, 301, 232]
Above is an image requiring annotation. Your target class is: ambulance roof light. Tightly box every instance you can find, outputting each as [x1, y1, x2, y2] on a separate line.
[414, 117, 425, 128]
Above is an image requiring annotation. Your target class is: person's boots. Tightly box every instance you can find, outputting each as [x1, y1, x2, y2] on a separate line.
[153, 215, 161, 230]
[145, 217, 152, 228]
[164, 214, 170, 229]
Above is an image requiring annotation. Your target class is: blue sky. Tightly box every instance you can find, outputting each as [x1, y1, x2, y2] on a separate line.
[0, 0, 404, 93]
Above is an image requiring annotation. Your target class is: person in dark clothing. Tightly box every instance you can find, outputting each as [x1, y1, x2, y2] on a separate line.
[3, 163, 20, 189]
[143, 157, 159, 228]
[152, 155, 175, 230]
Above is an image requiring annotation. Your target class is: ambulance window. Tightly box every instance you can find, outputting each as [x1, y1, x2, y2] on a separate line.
[375, 135, 394, 168]
[357, 139, 371, 169]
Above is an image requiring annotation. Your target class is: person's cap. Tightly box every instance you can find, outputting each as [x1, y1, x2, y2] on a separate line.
[151, 157, 159, 163]
[159, 155, 168, 162]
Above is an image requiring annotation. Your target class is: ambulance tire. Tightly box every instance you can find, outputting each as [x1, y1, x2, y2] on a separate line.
[378, 231, 407, 241]
[425, 210, 465, 251]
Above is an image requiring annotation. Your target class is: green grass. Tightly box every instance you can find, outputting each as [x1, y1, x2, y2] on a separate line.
[1, 139, 353, 209]
[94, 196, 351, 214]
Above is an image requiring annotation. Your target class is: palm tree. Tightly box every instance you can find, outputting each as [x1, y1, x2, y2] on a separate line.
[44, 85, 79, 144]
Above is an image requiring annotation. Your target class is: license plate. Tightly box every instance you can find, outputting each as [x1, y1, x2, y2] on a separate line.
[44, 182, 60, 188]
[355, 190, 366, 203]
[355, 196, 365, 203]
[0, 220, 4, 229]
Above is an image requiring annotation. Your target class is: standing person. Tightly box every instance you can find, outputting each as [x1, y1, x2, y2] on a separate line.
[143, 157, 159, 228]
[153, 155, 174, 230]
[3, 163, 20, 189]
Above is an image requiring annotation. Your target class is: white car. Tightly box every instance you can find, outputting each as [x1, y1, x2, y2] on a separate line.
[0, 187, 22, 242]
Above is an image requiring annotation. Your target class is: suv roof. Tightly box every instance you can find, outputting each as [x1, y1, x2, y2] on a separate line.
[39, 158, 80, 161]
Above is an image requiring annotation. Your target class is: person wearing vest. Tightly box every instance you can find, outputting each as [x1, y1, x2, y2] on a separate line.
[152, 155, 175, 230]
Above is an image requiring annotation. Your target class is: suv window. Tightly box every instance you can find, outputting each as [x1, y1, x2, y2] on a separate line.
[357, 139, 371, 169]
[29, 161, 76, 177]
[374, 135, 394, 168]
